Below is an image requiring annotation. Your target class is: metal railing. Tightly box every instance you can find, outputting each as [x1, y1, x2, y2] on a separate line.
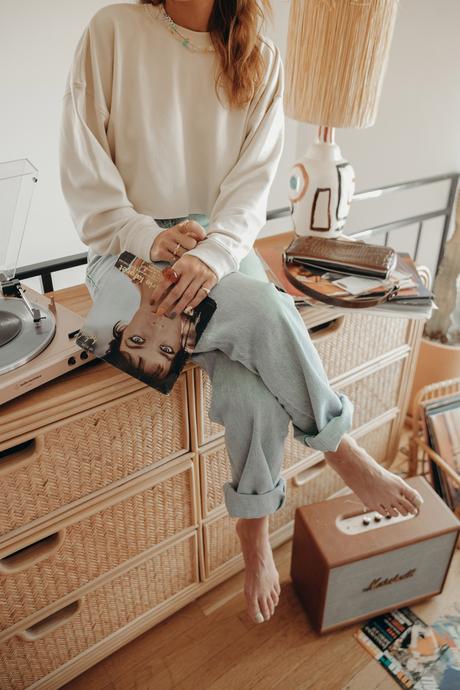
[15, 172, 459, 293]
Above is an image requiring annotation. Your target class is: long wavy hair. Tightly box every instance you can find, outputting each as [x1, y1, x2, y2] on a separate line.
[138, 0, 274, 109]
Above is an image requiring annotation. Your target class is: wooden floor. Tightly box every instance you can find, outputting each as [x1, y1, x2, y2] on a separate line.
[62, 425, 460, 690]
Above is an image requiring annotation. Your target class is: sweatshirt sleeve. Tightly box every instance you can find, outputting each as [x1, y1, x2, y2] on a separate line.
[185, 39, 285, 282]
[58, 8, 164, 263]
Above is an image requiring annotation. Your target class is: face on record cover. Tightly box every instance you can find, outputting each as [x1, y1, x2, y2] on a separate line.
[76, 251, 216, 395]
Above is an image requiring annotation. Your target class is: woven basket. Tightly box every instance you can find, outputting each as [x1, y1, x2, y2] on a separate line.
[0, 533, 199, 690]
[0, 380, 189, 536]
[0, 459, 196, 632]
[203, 419, 394, 577]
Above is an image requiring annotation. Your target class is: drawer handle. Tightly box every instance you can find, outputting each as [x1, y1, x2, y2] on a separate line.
[0, 436, 44, 477]
[0, 530, 65, 574]
[19, 600, 82, 641]
[308, 316, 345, 342]
[292, 459, 327, 487]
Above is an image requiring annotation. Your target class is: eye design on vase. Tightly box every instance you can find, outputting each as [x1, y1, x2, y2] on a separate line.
[288, 163, 309, 203]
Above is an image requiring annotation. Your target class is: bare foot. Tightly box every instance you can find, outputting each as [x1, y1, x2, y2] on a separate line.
[235, 516, 281, 623]
[324, 433, 424, 518]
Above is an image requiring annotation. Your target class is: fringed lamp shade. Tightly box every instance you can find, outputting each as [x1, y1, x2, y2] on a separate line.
[283, 0, 400, 238]
[284, 0, 400, 128]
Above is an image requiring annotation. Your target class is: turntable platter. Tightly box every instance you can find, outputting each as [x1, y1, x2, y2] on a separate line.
[0, 310, 22, 346]
[0, 296, 56, 374]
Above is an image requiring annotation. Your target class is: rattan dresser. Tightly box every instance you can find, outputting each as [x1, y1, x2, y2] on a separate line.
[0, 241, 425, 689]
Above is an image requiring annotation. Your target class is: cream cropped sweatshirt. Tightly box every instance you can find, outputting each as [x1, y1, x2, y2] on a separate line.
[59, 2, 285, 281]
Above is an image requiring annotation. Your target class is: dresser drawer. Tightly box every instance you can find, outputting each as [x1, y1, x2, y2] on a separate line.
[0, 456, 197, 632]
[202, 418, 395, 577]
[195, 315, 409, 447]
[300, 311, 410, 380]
[0, 532, 199, 690]
[0, 377, 189, 536]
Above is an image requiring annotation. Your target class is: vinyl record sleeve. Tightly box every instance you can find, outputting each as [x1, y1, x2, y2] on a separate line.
[76, 251, 217, 394]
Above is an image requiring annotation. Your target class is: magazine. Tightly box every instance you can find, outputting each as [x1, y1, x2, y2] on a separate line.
[355, 604, 460, 689]
[76, 251, 217, 395]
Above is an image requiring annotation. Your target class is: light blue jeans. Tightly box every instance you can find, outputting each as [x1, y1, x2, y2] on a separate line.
[85, 213, 354, 518]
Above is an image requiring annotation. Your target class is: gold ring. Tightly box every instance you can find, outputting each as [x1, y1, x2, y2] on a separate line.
[173, 242, 181, 256]
[200, 286, 211, 294]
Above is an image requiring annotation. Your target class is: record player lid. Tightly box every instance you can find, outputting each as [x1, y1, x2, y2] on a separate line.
[0, 158, 38, 283]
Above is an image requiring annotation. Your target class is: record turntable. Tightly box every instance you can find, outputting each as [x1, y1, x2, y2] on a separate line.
[0, 158, 94, 406]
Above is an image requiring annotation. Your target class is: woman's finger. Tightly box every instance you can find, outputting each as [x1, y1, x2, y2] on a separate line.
[149, 278, 174, 308]
[177, 220, 207, 242]
[185, 279, 215, 310]
[171, 278, 207, 316]
[171, 228, 199, 251]
[150, 265, 181, 305]
[155, 273, 194, 315]
[166, 239, 188, 259]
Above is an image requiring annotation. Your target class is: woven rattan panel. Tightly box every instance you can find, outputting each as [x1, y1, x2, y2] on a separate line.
[203, 419, 394, 577]
[299, 311, 409, 380]
[0, 460, 195, 632]
[196, 317, 409, 447]
[0, 381, 188, 536]
[0, 533, 199, 690]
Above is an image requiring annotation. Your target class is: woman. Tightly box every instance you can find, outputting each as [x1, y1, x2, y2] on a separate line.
[59, 0, 423, 626]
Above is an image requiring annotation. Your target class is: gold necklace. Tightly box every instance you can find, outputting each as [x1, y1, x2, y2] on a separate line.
[156, 4, 215, 54]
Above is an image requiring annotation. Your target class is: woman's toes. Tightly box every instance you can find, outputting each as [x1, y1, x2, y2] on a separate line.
[399, 494, 418, 514]
[396, 500, 410, 516]
[266, 596, 275, 617]
[258, 597, 271, 622]
[271, 589, 279, 608]
[404, 487, 423, 509]
[379, 503, 398, 518]
[248, 598, 264, 624]
[274, 581, 281, 596]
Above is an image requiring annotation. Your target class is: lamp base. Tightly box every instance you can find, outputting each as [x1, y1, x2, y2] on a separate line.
[288, 126, 355, 238]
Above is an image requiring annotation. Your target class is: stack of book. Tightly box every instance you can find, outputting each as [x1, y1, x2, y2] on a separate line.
[255, 233, 436, 320]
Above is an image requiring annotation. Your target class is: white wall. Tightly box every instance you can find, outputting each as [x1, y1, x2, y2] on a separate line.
[1, 0, 459, 290]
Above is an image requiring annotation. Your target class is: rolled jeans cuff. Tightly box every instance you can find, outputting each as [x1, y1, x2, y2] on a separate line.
[223, 476, 287, 518]
[295, 393, 354, 453]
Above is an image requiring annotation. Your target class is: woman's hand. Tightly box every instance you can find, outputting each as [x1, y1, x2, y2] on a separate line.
[150, 254, 218, 317]
[149, 219, 207, 262]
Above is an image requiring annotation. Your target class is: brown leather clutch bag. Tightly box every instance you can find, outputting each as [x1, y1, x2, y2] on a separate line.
[284, 235, 397, 280]
[282, 235, 400, 308]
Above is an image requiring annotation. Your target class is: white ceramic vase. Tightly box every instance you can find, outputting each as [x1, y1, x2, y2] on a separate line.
[288, 126, 355, 238]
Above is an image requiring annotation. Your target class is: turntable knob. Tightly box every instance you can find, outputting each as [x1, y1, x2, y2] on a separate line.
[68, 356, 77, 365]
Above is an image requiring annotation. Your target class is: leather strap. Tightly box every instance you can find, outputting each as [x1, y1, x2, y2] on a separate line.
[283, 259, 400, 308]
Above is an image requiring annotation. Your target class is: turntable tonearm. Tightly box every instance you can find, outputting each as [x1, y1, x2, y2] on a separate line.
[0, 158, 93, 406]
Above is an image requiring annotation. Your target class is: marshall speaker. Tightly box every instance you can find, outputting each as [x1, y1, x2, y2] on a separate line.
[290, 476, 460, 634]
